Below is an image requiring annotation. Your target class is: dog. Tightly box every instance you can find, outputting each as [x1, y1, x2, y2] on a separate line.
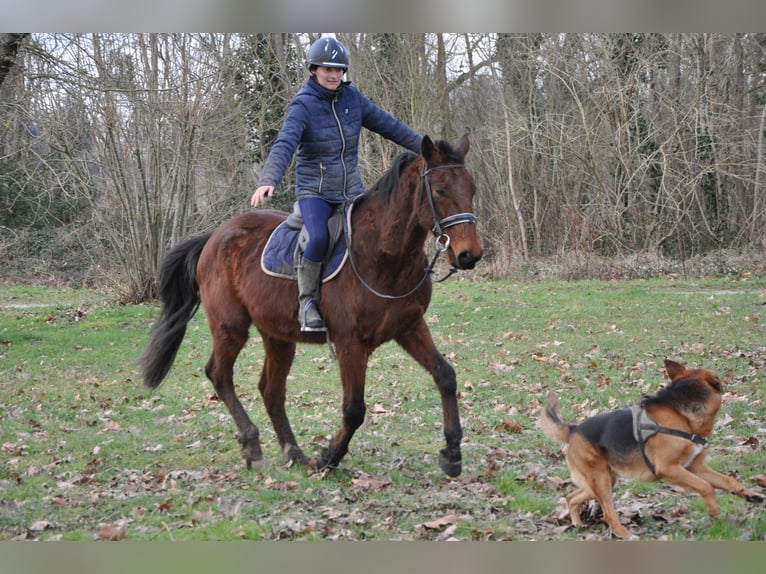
[539, 358, 764, 538]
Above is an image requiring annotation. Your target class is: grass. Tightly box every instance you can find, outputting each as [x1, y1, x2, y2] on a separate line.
[1, 275, 765, 541]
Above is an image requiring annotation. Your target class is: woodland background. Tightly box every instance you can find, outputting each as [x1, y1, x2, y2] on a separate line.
[2, 33, 766, 300]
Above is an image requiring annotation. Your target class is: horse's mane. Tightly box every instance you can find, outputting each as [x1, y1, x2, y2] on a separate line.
[365, 150, 418, 202]
[363, 139, 465, 203]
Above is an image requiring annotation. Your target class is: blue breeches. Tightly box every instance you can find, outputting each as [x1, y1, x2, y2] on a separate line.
[298, 197, 334, 263]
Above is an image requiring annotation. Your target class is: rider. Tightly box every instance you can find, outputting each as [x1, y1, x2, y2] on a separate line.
[251, 36, 423, 332]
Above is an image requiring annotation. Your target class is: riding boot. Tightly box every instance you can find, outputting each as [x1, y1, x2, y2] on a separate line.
[296, 257, 325, 332]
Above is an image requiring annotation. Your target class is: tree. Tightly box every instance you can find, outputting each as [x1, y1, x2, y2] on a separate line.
[233, 33, 304, 213]
[14, 34, 252, 299]
[0, 33, 28, 89]
[4, 33, 766, 289]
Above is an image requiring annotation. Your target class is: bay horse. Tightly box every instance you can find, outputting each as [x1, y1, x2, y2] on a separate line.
[139, 134, 482, 477]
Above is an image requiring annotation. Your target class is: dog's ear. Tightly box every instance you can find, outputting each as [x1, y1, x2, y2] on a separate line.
[707, 375, 723, 394]
[664, 359, 686, 382]
[702, 371, 723, 394]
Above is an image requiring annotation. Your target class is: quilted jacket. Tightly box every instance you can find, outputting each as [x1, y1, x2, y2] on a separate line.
[257, 77, 423, 203]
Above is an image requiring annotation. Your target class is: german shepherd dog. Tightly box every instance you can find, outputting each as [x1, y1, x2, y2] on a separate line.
[539, 359, 764, 538]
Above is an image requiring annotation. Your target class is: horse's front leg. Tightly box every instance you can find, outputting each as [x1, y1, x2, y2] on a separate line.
[396, 321, 462, 477]
[313, 341, 369, 472]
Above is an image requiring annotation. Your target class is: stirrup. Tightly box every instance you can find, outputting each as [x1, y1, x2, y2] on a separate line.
[301, 299, 325, 332]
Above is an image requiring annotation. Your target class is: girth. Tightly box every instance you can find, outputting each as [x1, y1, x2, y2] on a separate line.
[630, 402, 707, 476]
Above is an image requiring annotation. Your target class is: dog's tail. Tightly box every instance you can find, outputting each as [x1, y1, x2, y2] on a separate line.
[538, 391, 574, 443]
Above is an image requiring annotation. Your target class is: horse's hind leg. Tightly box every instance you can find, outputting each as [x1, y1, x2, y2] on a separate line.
[396, 321, 462, 477]
[258, 333, 309, 466]
[205, 315, 263, 469]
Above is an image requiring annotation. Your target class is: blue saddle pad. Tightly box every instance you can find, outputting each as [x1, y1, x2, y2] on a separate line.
[261, 219, 348, 283]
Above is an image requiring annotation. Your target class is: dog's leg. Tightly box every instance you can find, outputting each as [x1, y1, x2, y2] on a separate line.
[565, 486, 590, 527]
[591, 477, 633, 539]
[655, 462, 722, 518]
[568, 446, 633, 539]
[571, 477, 632, 538]
[689, 458, 765, 504]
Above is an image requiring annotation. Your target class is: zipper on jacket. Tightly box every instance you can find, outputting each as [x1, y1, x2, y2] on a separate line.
[331, 95, 348, 199]
[318, 161, 325, 195]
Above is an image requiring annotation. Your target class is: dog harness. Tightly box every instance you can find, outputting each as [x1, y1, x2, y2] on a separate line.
[630, 402, 708, 476]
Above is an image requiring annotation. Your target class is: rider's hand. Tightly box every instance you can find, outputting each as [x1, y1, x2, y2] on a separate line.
[251, 185, 274, 208]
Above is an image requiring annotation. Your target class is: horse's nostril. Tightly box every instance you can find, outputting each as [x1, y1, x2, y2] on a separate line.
[458, 250, 483, 269]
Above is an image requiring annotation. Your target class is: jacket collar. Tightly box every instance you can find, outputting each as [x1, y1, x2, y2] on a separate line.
[304, 76, 347, 100]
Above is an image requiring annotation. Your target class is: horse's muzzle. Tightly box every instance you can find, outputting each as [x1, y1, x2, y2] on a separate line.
[454, 248, 483, 270]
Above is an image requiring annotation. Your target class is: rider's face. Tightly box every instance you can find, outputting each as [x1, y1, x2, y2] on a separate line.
[313, 66, 344, 91]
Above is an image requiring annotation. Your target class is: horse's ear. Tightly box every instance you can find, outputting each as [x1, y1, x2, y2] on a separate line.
[421, 135, 435, 161]
[458, 133, 470, 157]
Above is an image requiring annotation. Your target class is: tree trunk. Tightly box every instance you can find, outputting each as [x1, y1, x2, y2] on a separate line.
[0, 33, 28, 89]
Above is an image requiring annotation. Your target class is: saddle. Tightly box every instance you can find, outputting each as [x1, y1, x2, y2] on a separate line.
[261, 202, 350, 282]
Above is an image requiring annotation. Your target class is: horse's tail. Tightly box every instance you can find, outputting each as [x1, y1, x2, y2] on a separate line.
[139, 232, 212, 389]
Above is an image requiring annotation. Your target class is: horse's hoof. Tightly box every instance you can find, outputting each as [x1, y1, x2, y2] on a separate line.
[438, 449, 462, 477]
[312, 454, 328, 471]
[309, 457, 333, 474]
[238, 427, 263, 469]
[284, 445, 310, 467]
[311, 448, 337, 473]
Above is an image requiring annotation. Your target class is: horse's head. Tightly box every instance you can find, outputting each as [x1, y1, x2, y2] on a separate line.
[420, 134, 483, 270]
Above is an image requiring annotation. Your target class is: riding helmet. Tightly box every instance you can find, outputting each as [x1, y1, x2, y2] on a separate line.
[305, 37, 349, 72]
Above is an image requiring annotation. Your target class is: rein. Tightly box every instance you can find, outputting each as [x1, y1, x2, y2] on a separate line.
[347, 161, 477, 300]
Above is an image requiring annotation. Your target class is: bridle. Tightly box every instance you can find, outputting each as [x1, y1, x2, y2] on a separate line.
[422, 163, 478, 245]
[347, 161, 477, 300]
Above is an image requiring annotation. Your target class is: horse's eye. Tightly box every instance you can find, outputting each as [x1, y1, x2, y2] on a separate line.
[435, 188, 445, 196]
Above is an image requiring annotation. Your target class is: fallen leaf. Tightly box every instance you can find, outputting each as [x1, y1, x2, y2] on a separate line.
[436, 523, 459, 541]
[421, 514, 462, 530]
[715, 413, 733, 428]
[101, 419, 121, 432]
[29, 520, 54, 532]
[501, 418, 523, 433]
[217, 496, 246, 519]
[97, 523, 127, 541]
[351, 476, 391, 490]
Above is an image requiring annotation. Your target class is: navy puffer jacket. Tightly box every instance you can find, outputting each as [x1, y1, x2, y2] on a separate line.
[257, 77, 423, 203]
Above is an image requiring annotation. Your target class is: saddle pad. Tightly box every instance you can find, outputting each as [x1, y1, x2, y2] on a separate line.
[261, 217, 349, 283]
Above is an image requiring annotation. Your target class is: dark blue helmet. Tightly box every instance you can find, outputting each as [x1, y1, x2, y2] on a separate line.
[306, 37, 349, 72]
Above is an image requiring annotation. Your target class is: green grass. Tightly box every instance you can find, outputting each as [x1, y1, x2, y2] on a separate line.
[1, 276, 765, 541]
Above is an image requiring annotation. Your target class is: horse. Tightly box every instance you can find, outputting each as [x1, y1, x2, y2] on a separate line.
[139, 134, 483, 477]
